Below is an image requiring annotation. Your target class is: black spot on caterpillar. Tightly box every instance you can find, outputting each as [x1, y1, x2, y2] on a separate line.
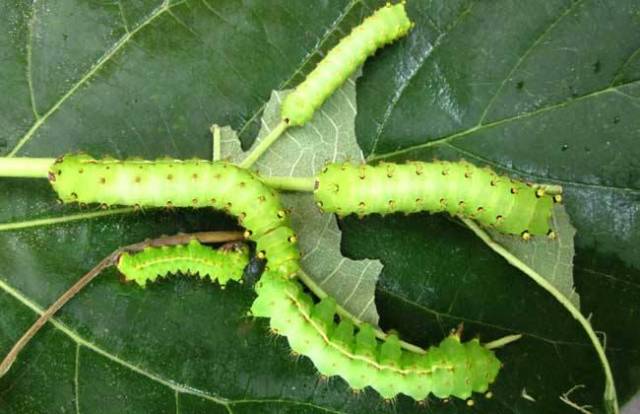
[281, 3, 412, 127]
[48, 154, 502, 401]
[49, 154, 301, 278]
[314, 161, 557, 237]
[251, 271, 501, 400]
[116, 239, 249, 287]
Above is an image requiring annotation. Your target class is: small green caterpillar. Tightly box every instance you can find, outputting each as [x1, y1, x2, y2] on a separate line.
[281, 3, 413, 127]
[116, 239, 249, 287]
[47, 154, 502, 401]
[314, 161, 560, 238]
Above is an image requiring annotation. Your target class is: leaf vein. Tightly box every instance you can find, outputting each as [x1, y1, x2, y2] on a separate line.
[368, 78, 640, 162]
[368, 1, 476, 155]
[611, 45, 640, 87]
[26, 2, 39, 120]
[7, 0, 182, 157]
[381, 288, 595, 348]
[0, 208, 135, 233]
[478, 0, 585, 124]
[445, 142, 640, 194]
[75, 344, 80, 414]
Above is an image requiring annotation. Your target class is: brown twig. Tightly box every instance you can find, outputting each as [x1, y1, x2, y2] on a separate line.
[0, 230, 243, 377]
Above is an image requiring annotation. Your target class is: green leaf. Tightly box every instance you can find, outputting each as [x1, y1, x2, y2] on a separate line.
[1, 1, 639, 414]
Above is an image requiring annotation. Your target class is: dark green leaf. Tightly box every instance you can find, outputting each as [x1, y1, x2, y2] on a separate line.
[1, 0, 638, 413]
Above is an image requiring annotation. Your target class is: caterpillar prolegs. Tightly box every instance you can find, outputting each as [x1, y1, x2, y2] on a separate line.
[47, 154, 502, 402]
[314, 161, 560, 238]
[117, 239, 249, 287]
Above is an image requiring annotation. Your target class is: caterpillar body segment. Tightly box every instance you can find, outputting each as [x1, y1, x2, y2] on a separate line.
[116, 239, 249, 287]
[48, 154, 300, 278]
[281, 3, 413, 127]
[251, 271, 501, 400]
[314, 161, 556, 236]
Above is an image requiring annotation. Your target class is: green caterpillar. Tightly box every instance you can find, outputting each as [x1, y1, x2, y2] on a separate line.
[48, 154, 301, 278]
[47, 154, 501, 402]
[314, 161, 560, 238]
[116, 239, 249, 287]
[251, 271, 501, 400]
[281, 2, 413, 127]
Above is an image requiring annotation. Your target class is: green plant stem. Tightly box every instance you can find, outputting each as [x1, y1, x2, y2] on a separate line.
[260, 176, 315, 192]
[461, 218, 618, 414]
[484, 334, 522, 349]
[239, 120, 289, 169]
[0, 157, 315, 193]
[211, 125, 221, 161]
[0, 157, 54, 178]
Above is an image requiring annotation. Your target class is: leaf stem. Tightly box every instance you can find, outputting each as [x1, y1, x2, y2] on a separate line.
[535, 183, 563, 195]
[238, 120, 289, 169]
[0, 156, 316, 193]
[0, 157, 54, 178]
[461, 218, 618, 414]
[211, 125, 222, 161]
[260, 176, 315, 192]
[484, 334, 522, 350]
[0, 231, 243, 378]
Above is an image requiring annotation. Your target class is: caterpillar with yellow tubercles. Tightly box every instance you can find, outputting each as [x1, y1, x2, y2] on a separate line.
[314, 161, 560, 239]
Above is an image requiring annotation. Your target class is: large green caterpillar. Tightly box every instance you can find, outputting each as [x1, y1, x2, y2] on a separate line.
[251, 271, 500, 400]
[116, 239, 249, 287]
[281, 3, 412, 127]
[48, 154, 301, 278]
[47, 154, 501, 402]
[314, 161, 561, 238]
